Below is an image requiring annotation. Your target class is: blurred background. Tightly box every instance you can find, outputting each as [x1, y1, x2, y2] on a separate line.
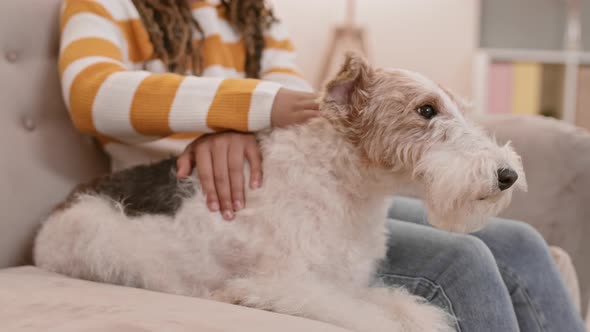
[273, 0, 590, 130]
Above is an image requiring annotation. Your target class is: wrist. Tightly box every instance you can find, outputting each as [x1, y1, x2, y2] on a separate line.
[248, 81, 282, 131]
[271, 88, 290, 127]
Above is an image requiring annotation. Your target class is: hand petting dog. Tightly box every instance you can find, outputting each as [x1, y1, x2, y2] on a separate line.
[176, 88, 319, 221]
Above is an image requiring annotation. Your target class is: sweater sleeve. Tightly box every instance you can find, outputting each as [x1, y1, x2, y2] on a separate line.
[59, 0, 281, 144]
[260, 21, 314, 93]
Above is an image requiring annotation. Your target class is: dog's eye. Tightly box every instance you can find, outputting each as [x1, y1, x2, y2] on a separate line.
[417, 105, 437, 119]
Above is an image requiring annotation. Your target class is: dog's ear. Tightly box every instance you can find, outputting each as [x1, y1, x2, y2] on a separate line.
[323, 52, 372, 110]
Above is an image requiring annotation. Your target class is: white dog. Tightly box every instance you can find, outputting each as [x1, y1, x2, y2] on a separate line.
[34, 53, 526, 332]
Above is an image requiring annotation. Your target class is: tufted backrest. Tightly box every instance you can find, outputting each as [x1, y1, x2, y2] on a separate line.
[0, 0, 109, 267]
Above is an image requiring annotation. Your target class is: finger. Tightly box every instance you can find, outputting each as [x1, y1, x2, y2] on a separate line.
[211, 142, 234, 221]
[195, 145, 219, 212]
[295, 109, 321, 124]
[228, 143, 245, 211]
[176, 146, 195, 178]
[299, 91, 318, 100]
[245, 145, 263, 190]
[300, 99, 320, 111]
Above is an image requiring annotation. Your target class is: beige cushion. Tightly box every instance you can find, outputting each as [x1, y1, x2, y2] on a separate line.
[0, 1, 109, 268]
[0, 266, 349, 332]
[550, 246, 581, 313]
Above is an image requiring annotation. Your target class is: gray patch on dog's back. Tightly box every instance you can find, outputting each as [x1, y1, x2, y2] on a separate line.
[70, 157, 195, 217]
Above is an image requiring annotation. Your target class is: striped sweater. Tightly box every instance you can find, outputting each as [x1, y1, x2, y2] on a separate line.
[60, 0, 311, 170]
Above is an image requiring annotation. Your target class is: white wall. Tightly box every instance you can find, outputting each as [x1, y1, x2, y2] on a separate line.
[271, 0, 480, 98]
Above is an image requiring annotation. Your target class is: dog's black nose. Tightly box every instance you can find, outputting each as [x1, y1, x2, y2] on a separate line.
[497, 168, 518, 191]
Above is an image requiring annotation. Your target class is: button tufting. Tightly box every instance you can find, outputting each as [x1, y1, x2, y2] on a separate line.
[5, 51, 17, 63]
[23, 116, 36, 131]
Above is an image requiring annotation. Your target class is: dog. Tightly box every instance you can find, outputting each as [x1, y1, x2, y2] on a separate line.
[34, 53, 526, 332]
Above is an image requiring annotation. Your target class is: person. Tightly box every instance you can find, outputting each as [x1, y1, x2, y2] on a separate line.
[59, 0, 585, 331]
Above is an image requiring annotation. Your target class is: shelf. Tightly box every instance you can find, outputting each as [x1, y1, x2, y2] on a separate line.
[473, 48, 587, 124]
[480, 48, 590, 65]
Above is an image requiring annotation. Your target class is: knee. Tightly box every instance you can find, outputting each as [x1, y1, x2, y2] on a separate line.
[451, 235, 492, 260]
[486, 220, 551, 262]
[501, 220, 546, 249]
[434, 235, 510, 292]
[447, 235, 498, 273]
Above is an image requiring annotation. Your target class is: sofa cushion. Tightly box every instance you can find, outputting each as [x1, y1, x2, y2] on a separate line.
[0, 266, 349, 332]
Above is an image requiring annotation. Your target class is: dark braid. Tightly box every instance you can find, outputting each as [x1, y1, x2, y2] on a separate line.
[132, 0, 205, 75]
[221, 0, 276, 78]
[133, 0, 276, 78]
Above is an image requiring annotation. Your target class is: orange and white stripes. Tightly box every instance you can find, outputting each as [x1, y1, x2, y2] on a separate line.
[59, 0, 311, 148]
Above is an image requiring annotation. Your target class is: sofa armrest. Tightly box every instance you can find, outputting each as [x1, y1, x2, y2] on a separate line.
[475, 114, 590, 311]
[551, 246, 581, 313]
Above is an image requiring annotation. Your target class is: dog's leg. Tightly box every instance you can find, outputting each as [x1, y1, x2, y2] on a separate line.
[362, 287, 456, 332]
[211, 276, 402, 332]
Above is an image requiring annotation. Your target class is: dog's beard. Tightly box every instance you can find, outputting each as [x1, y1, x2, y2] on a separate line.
[414, 141, 526, 233]
[425, 192, 513, 233]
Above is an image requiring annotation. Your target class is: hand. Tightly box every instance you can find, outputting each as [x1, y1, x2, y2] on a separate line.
[271, 88, 320, 128]
[176, 132, 262, 221]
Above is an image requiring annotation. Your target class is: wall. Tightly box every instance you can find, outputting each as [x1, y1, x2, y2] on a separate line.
[480, 0, 566, 50]
[271, 0, 480, 98]
[481, 0, 590, 52]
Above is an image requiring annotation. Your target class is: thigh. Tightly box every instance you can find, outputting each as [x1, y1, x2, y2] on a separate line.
[472, 220, 586, 332]
[378, 219, 519, 332]
[388, 196, 585, 331]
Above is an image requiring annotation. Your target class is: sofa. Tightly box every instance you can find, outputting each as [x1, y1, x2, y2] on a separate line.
[0, 1, 588, 331]
[476, 114, 590, 328]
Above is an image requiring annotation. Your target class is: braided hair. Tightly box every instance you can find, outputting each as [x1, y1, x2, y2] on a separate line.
[132, 0, 277, 78]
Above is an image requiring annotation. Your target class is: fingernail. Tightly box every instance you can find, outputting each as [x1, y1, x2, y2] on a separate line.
[223, 210, 234, 221]
[252, 180, 260, 189]
[234, 200, 243, 211]
[209, 201, 220, 212]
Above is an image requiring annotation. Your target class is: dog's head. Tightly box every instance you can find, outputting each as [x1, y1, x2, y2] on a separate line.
[321, 53, 526, 232]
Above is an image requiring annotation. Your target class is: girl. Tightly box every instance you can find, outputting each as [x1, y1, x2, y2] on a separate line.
[60, 1, 585, 331]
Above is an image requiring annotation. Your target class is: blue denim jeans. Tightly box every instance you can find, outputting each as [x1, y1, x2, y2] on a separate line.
[378, 196, 585, 332]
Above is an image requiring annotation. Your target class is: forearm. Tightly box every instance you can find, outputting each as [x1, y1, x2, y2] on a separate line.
[63, 63, 281, 141]
[60, 0, 282, 143]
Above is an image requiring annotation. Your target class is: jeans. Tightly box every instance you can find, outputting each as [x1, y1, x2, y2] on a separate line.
[377, 196, 585, 332]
